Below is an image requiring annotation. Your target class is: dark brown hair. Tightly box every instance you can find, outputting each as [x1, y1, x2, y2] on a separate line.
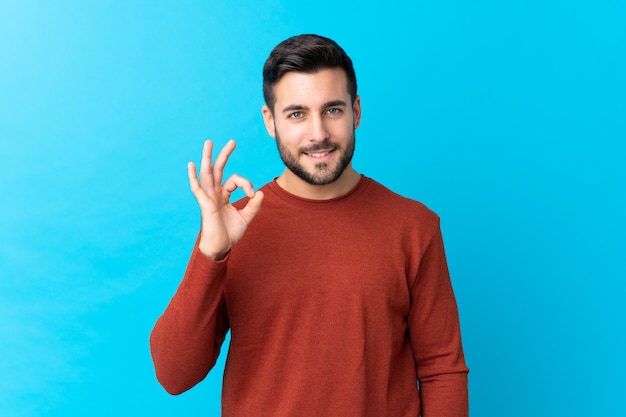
[262, 34, 358, 112]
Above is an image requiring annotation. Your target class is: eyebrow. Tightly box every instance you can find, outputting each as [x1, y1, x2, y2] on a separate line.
[281, 100, 348, 114]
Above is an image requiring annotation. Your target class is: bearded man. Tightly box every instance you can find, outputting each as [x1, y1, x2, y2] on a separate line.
[150, 34, 469, 417]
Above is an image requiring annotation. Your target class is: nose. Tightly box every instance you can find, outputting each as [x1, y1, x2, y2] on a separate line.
[308, 115, 329, 143]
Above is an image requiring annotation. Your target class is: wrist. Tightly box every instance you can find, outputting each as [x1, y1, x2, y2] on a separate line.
[198, 241, 229, 261]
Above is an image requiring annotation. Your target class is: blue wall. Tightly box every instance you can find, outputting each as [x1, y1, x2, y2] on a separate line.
[1, 1, 624, 416]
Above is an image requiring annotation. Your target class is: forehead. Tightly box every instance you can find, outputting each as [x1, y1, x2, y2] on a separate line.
[273, 68, 350, 108]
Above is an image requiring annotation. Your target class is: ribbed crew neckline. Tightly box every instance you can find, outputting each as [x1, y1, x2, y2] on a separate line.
[265, 175, 371, 208]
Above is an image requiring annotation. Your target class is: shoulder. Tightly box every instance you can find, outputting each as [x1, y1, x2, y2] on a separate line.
[362, 177, 440, 229]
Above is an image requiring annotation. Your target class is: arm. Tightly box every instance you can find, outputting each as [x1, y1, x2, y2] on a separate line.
[409, 222, 469, 417]
[149, 239, 230, 394]
[150, 140, 264, 394]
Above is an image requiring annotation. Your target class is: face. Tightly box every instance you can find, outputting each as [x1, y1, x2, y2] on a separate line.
[262, 68, 361, 187]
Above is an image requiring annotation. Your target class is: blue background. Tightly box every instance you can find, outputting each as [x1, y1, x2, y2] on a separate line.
[1, 1, 624, 416]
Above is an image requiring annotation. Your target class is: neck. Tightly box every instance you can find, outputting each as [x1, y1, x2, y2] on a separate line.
[276, 166, 361, 200]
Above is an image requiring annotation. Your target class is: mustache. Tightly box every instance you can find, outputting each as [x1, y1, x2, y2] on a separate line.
[300, 140, 338, 153]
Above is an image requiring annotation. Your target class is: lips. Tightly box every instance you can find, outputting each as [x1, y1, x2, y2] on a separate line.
[307, 151, 331, 158]
[303, 148, 335, 159]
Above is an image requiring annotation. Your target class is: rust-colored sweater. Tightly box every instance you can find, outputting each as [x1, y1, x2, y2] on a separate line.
[150, 176, 469, 416]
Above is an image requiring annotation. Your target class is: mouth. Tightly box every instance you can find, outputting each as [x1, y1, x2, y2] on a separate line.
[303, 148, 336, 161]
[306, 150, 331, 157]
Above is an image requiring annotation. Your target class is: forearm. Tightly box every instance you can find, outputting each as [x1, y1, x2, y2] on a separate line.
[150, 240, 229, 394]
[415, 325, 469, 416]
[410, 224, 469, 416]
[419, 371, 469, 417]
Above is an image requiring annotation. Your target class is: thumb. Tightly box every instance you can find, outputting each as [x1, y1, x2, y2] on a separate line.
[239, 190, 264, 223]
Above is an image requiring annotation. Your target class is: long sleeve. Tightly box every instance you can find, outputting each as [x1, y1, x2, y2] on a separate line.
[150, 239, 230, 395]
[409, 224, 469, 417]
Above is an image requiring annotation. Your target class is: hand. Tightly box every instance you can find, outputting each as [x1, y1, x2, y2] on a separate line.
[188, 139, 264, 260]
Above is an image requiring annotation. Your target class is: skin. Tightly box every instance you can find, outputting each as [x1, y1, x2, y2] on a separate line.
[262, 68, 362, 200]
[187, 139, 264, 260]
[189, 67, 361, 259]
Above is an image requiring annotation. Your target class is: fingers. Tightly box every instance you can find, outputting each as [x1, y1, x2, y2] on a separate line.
[212, 140, 236, 186]
[199, 140, 215, 190]
[239, 190, 264, 223]
[187, 161, 199, 189]
[197, 139, 237, 189]
[187, 161, 208, 205]
[222, 173, 256, 198]
[191, 140, 252, 202]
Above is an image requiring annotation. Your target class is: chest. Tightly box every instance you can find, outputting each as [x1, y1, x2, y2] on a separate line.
[223, 207, 414, 333]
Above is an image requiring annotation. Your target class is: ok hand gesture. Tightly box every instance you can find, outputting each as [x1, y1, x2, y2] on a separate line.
[188, 140, 264, 260]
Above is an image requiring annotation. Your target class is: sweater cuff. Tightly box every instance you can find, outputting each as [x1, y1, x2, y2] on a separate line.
[184, 240, 230, 289]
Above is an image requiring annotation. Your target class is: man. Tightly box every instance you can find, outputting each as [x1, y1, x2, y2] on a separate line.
[150, 34, 469, 416]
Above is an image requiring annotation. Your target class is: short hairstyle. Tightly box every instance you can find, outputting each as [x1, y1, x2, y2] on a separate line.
[262, 34, 358, 112]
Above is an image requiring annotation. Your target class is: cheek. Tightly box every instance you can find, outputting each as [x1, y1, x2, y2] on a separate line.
[329, 120, 354, 138]
[275, 123, 305, 143]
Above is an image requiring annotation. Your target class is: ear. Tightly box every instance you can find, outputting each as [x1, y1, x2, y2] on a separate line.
[352, 96, 362, 129]
[261, 104, 276, 138]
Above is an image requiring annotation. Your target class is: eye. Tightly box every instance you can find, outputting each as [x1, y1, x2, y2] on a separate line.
[289, 111, 304, 119]
[326, 107, 342, 115]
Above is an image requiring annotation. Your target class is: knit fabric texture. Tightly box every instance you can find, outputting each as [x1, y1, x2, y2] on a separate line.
[151, 176, 469, 416]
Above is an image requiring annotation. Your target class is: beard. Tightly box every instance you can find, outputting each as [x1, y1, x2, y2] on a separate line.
[275, 130, 356, 186]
